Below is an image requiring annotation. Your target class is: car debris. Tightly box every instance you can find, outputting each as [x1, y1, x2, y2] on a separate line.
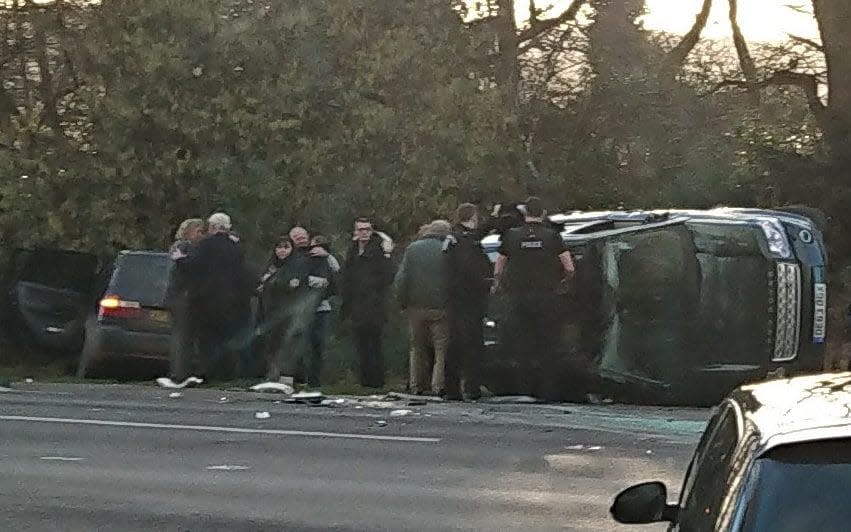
[290, 391, 324, 404]
[250, 382, 295, 394]
[156, 376, 203, 389]
[480, 395, 539, 404]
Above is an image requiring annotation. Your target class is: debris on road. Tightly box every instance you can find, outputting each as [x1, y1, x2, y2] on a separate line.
[480, 396, 539, 404]
[565, 444, 604, 451]
[25, 378, 34, 384]
[168, 392, 182, 399]
[376, 420, 388, 427]
[156, 376, 203, 389]
[254, 411, 271, 420]
[646, 450, 653, 455]
[250, 382, 295, 395]
[386, 392, 443, 403]
[206, 465, 250, 471]
[219, 396, 228, 402]
[320, 398, 346, 407]
[390, 409, 413, 417]
[290, 391, 324, 405]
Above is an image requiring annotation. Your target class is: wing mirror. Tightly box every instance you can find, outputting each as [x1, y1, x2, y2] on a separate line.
[610, 481, 676, 524]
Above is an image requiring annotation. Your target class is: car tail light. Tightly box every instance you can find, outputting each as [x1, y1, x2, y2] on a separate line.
[98, 296, 141, 319]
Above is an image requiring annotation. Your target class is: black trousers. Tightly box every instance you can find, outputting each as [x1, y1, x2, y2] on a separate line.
[353, 322, 385, 388]
[502, 296, 561, 400]
[445, 304, 484, 399]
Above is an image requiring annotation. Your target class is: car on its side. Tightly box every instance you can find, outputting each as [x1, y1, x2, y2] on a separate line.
[480, 206, 828, 405]
[76, 251, 173, 377]
[611, 372, 851, 531]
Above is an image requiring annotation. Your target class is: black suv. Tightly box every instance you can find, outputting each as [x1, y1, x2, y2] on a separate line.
[612, 372, 851, 531]
[76, 251, 173, 377]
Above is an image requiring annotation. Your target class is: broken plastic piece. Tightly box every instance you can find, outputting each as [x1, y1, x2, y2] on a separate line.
[250, 382, 295, 395]
[156, 376, 203, 389]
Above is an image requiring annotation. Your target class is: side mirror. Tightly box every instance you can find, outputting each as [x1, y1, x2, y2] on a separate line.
[610, 481, 673, 524]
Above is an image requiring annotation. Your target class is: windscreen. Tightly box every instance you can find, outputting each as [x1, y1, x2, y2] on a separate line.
[17, 249, 98, 292]
[739, 438, 851, 532]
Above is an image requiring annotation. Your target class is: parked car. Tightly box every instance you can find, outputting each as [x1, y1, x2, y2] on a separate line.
[611, 372, 851, 531]
[76, 251, 173, 377]
[481, 207, 828, 404]
[0, 247, 102, 353]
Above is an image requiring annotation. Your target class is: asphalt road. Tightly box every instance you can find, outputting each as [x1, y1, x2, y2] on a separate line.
[0, 382, 708, 531]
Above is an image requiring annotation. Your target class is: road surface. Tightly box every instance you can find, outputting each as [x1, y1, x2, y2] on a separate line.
[0, 382, 708, 531]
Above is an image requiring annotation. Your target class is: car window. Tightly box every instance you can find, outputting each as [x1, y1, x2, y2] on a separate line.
[15, 249, 99, 292]
[678, 406, 739, 532]
[108, 254, 172, 307]
[738, 438, 851, 532]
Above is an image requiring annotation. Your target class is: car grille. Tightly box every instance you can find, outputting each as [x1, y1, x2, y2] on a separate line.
[773, 262, 801, 362]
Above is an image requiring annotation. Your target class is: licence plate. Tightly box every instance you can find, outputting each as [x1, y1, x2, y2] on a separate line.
[813, 283, 827, 343]
[148, 310, 170, 323]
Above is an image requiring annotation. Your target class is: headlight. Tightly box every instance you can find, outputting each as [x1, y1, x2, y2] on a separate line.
[759, 220, 792, 258]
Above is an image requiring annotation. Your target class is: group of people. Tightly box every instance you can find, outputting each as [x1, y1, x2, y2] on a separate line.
[165, 196, 576, 401]
[166, 212, 394, 389]
[395, 197, 575, 400]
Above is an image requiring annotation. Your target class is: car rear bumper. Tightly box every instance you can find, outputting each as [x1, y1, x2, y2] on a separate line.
[97, 325, 171, 358]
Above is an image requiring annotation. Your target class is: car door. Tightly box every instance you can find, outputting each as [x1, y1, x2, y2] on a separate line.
[673, 403, 741, 531]
[7, 248, 100, 351]
[573, 220, 702, 391]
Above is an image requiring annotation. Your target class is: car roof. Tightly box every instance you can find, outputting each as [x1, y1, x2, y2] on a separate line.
[730, 373, 851, 453]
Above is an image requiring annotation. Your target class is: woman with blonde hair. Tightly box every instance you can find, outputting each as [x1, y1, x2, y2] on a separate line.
[168, 217, 206, 379]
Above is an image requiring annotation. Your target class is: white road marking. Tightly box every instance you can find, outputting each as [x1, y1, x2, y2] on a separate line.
[40, 456, 84, 462]
[1, 416, 441, 443]
[206, 465, 250, 471]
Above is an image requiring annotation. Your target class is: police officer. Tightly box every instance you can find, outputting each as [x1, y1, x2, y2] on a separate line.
[443, 203, 492, 401]
[493, 197, 575, 401]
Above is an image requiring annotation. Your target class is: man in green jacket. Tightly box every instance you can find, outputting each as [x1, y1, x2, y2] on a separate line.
[395, 220, 452, 396]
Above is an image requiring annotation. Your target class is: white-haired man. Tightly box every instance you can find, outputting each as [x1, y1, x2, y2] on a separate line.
[176, 211, 253, 380]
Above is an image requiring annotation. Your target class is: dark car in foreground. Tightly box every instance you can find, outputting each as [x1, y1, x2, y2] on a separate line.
[76, 251, 173, 377]
[612, 372, 851, 531]
[1, 247, 101, 353]
[481, 207, 828, 404]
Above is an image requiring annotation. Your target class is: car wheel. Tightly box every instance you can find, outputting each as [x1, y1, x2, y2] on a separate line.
[76, 318, 103, 379]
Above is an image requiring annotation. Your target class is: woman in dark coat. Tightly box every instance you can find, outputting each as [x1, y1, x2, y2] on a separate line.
[257, 236, 311, 381]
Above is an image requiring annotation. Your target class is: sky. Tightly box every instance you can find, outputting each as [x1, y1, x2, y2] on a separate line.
[512, 0, 821, 44]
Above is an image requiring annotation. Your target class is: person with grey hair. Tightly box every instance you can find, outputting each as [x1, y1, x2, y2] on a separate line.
[174, 211, 253, 380]
[394, 220, 452, 396]
[167, 218, 206, 380]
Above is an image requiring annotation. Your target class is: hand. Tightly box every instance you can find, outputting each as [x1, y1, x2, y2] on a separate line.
[308, 275, 329, 289]
[309, 247, 329, 258]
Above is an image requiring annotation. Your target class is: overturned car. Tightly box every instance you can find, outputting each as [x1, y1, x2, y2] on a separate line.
[482, 207, 828, 405]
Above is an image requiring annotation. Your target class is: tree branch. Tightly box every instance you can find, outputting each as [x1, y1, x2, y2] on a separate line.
[787, 33, 824, 51]
[708, 70, 825, 120]
[728, 0, 759, 92]
[517, 0, 585, 43]
[660, 0, 713, 77]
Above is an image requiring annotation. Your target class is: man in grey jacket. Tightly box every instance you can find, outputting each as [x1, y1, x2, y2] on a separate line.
[395, 220, 452, 396]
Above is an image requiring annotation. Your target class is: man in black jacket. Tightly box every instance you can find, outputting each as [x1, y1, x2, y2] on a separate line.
[176, 212, 253, 380]
[443, 204, 493, 400]
[341, 217, 394, 388]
